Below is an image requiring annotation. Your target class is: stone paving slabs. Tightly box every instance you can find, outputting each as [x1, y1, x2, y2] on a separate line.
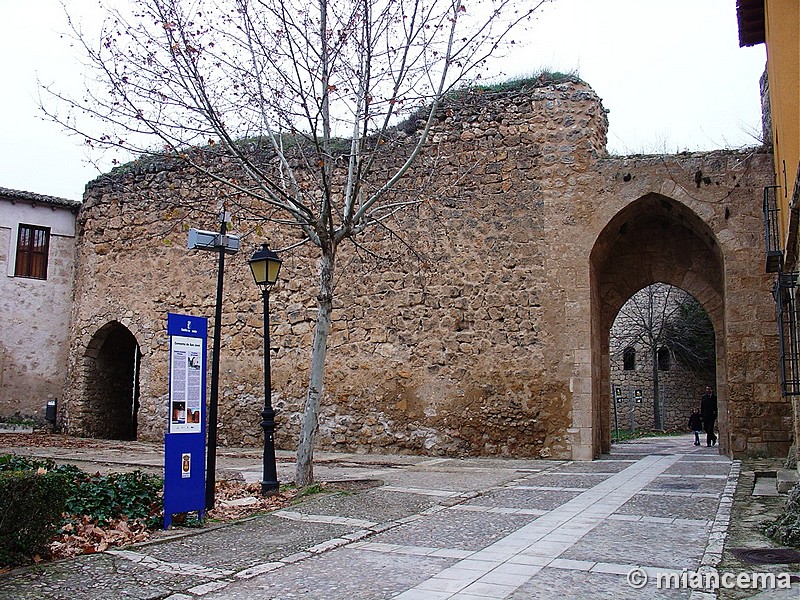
[203, 547, 452, 600]
[550, 460, 633, 473]
[0, 551, 201, 600]
[367, 511, 535, 551]
[461, 487, 584, 511]
[508, 567, 689, 600]
[662, 459, 733, 476]
[429, 458, 558, 471]
[559, 519, 708, 569]
[613, 493, 719, 520]
[368, 468, 523, 493]
[142, 517, 354, 570]
[3, 435, 797, 599]
[288, 489, 437, 523]
[643, 476, 725, 494]
[524, 472, 615, 489]
[606, 452, 653, 461]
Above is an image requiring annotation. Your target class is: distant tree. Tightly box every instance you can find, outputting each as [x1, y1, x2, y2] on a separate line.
[611, 283, 714, 430]
[43, 0, 548, 486]
[663, 295, 715, 374]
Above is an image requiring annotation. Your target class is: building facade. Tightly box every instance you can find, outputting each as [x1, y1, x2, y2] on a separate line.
[0, 188, 80, 423]
[738, 0, 800, 469]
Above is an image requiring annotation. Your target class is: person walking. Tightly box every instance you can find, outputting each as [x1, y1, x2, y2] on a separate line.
[688, 408, 703, 446]
[700, 386, 718, 447]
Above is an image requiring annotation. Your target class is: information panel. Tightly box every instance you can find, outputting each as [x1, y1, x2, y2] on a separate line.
[164, 313, 207, 528]
[169, 334, 203, 433]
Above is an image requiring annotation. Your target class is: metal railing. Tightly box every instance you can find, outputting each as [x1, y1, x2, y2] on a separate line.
[773, 272, 800, 395]
[763, 185, 783, 272]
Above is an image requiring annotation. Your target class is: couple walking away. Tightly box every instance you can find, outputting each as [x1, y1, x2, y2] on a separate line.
[689, 386, 717, 447]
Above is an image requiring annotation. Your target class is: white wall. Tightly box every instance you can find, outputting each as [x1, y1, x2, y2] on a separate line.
[0, 195, 78, 421]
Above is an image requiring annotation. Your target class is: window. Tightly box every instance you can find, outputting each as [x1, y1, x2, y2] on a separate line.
[623, 347, 636, 371]
[15, 224, 50, 279]
[658, 346, 671, 371]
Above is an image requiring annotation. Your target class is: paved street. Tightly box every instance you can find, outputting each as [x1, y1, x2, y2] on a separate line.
[0, 434, 798, 599]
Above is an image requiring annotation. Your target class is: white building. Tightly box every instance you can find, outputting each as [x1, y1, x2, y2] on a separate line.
[0, 187, 80, 423]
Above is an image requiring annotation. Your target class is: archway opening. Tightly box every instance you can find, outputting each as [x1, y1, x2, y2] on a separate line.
[590, 193, 726, 456]
[609, 283, 716, 439]
[82, 322, 141, 440]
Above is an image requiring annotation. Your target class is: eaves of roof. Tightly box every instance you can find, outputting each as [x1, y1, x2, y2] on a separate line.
[0, 186, 81, 211]
[736, 0, 766, 47]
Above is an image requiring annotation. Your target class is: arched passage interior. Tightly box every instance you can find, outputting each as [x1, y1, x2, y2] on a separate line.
[81, 321, 141, 440]
[609, 283, 716, 435]
[589, 193, 726, 456]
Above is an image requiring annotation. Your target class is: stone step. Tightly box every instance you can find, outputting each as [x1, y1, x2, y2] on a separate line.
[776, 468, 799, 494]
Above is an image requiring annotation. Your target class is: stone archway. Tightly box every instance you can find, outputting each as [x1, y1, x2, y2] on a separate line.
[81, 321, 141, 440]
[590, 193, 727, 456]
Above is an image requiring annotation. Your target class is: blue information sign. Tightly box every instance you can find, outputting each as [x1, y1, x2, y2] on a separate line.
[164, 313, 208, 528]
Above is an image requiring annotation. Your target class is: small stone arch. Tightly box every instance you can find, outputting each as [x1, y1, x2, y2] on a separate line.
[80, 321, 141, 440]
[590, 192, 726, 456]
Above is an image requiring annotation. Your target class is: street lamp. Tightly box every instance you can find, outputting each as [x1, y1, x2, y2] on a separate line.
[248, 243, 283, 495]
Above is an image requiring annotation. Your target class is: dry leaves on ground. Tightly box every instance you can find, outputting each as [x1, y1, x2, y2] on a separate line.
[49, 516, 151, 559]
[47, 480, 298, 561]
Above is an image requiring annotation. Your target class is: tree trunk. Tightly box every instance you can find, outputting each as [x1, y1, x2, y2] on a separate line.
[652, 347, 662, 430]
[295, 250, 335, 487]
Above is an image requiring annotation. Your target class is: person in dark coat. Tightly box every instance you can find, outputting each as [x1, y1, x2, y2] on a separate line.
[688, 408, 703, 446]
[700, 386, 718, 447]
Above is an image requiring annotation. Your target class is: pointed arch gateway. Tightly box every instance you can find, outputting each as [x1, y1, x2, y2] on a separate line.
[589, 193, 726, 455]
[81, 321, 142, 440]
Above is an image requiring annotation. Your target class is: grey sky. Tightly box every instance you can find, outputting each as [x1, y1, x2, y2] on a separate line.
[0, 0, 765, 201]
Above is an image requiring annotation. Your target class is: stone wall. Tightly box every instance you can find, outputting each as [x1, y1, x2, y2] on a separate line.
[63, 80, 792, 461]
[610, 365, 714, 432]
[608, 284, 715, 432]
[587, 151, 790, 458]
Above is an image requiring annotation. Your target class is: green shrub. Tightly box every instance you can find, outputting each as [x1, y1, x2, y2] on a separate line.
[764, 483, 800, 547]
[0, 470, 70, 565]
[0, 454, 55, 472]
[0, 455, 164, 565]
[65, 471, 163, 527]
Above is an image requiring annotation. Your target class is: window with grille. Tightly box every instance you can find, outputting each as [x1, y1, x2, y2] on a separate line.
[774, 273, 800, 395]
[657, 346, 670, 371]
[623, 347, 636, 371]
[15, 224, 50, 280]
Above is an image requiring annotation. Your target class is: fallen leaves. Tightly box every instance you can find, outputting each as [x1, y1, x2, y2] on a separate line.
[47, 480, 298, 561]
[49, 515, 151, 560]
[207, 480, 298, 521]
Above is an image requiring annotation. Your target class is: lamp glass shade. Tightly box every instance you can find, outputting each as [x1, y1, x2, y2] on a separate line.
[249, 245, 282, 287]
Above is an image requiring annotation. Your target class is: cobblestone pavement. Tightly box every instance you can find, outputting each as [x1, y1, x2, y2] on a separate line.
[1, 434, 798, 599]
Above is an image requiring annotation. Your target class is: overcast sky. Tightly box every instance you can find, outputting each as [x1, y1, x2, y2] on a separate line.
[0, 0, 766, 201]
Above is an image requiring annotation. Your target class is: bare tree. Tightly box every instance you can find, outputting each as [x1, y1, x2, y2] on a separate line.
[663, 294, 715, 374]
[611, 283, 714, 430]
[43, 0, 547, 485]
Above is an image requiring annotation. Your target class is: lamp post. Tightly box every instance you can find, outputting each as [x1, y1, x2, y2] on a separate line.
[248, 243, 283, 495]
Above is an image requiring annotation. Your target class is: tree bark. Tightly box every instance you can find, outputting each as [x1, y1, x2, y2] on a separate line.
[294, 249, 335, 487]
[652, 347, 662, 430]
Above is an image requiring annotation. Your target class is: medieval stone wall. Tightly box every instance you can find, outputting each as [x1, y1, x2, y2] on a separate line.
[610, 364, 714, 432]
[63, 80, 792, 461]
[586, 151, 790, 458]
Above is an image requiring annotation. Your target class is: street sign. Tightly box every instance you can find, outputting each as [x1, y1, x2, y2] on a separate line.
[187, 228, 241, 254]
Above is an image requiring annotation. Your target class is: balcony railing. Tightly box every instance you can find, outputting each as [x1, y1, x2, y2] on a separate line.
[764, 185, 783, 273]
[773, 272, 800, 396]
[763, 185, 783, 273]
